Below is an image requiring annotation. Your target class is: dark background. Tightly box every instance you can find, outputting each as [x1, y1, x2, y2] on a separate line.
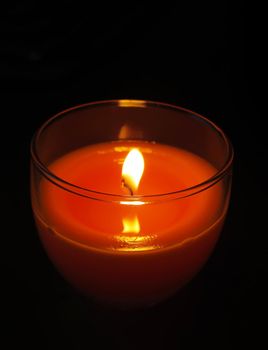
[1, 2, 265, 349]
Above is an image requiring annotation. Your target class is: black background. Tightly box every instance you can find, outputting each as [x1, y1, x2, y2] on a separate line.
[1, 2, 265, 349]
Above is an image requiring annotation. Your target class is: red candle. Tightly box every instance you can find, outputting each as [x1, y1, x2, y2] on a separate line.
[33, 140, 226, 307]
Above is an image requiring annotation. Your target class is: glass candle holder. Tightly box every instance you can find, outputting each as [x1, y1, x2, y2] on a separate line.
[31, 100, 233, 308]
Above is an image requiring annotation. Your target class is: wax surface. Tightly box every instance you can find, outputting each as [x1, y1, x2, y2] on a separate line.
[39, 141, 222, 251]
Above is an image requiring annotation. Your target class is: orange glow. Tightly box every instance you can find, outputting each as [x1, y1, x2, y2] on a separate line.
[38, 140, 224, 305]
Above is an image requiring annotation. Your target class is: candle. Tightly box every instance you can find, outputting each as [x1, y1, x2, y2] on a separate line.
[33, 140, 226, 307]
[31, 100, 233, 307]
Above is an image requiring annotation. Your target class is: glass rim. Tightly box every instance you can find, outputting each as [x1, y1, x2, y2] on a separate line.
[31, 99, 234, 203]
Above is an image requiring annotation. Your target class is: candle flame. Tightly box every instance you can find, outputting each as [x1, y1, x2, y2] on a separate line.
[122, 148, 144, 194]
[122, 215, 140, 234]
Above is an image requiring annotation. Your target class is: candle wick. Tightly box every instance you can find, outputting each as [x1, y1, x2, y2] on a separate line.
[122, 179, 134, 196]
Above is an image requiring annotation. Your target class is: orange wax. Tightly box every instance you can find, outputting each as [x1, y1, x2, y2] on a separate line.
[33, 141, 226, 307]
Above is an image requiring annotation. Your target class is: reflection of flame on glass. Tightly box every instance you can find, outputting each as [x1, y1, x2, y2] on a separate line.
[122, 215, 140, 234]
[118, 100, 146, 108]
[118, 124, 143, 140]
[122, 148, 144, 195]
[116, 214, 160, 251]
[120, 201, 145, 206]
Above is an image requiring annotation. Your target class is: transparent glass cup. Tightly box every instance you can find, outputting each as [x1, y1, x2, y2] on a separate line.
[31, 100, 233, 308]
